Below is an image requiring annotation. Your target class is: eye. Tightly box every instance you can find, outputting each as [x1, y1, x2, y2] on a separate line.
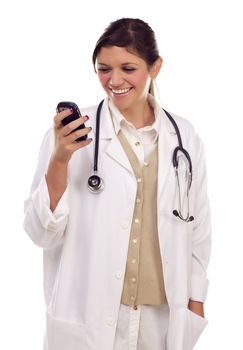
[122, 67, 136, 72]
[97, 68, 111, 73]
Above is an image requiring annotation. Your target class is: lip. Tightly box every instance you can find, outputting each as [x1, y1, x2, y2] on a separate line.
[109, 87, 133, 97]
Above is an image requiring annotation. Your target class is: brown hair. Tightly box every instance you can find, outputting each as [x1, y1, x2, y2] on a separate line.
[92, 18, 160, 95]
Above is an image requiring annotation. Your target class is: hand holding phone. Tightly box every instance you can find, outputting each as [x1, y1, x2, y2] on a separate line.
[56, 101, 88, 142]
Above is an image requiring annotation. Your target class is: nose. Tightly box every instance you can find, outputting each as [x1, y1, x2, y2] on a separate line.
[109, 69, 124, 87]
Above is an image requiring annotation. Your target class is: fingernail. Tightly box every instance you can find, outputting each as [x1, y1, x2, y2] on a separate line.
[85, 115, 89, 121]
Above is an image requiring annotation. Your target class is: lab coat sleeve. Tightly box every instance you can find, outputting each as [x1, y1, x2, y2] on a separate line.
[190, 134, 212, 303]
[23, 128, 69, 249]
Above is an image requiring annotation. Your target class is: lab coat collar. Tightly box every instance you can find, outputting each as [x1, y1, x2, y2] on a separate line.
[98, 96, 176, 139]
[98, 97, 115, 140]
[97, 97, 178, 186]
[107, 94, 161, 143]
[157, 108, 178, 201]
[98, 98, 134, 173]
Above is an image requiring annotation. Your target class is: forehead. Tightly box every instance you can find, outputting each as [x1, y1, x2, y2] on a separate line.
[97, 46, 145, 65]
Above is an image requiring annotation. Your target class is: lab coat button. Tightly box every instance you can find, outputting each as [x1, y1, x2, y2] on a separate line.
[106, 317, 115, 326]
[115, 271, 123, 279]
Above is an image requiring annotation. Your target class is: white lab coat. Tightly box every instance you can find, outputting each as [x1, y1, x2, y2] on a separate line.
[24, 98, 211, 350]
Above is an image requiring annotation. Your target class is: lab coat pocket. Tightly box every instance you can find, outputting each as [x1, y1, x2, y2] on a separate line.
[186, 308, 208, 349]
[46, 311, 86, 350]
[159, 210, 194, 243]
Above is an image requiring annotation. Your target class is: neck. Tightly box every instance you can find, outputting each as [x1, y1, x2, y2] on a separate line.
[121, 100, 155, 129]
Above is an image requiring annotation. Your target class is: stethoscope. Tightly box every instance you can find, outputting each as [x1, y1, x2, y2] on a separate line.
[87, 100, 194, 222]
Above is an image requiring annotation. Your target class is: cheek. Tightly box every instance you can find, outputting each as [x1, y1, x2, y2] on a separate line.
[98, 73, 110, 88]
[130, 71, 151, 88]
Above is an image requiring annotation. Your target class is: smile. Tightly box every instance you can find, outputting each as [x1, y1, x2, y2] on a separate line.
[110, 87, 133, 96]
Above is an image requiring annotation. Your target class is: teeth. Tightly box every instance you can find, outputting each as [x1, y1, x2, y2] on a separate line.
[111, 88, 131, 94]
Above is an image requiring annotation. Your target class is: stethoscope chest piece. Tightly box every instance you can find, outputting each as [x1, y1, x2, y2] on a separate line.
[87, 174, 104, 193]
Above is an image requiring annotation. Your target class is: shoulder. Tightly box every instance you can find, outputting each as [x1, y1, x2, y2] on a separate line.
[162, 109, 205, 158]
[152, 94, 196, 139]
[163, 109, 196, 138]
[163, 110, 200, 143]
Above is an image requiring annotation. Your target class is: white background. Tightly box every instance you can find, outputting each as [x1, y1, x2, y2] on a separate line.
[0, 0, 242, 349]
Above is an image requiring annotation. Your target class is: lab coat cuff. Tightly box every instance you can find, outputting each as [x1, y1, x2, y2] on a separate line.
[190, 273, 209, 303]
[31, 176, 69, 230]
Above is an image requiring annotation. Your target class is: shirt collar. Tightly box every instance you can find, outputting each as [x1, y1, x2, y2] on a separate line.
[108, 94, 162, 141]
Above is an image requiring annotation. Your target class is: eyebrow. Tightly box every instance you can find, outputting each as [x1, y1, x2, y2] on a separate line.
[97, 62, 139, 66]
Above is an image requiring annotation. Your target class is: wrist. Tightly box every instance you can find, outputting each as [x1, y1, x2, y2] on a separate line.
[188, 300, 205, 318]
[50, 153, 69, 168]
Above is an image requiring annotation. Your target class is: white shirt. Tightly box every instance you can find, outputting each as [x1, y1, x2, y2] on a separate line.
[108, 94, 161, 167]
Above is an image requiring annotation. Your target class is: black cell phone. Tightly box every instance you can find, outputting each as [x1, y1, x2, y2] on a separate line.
[56, 101, 87, 142]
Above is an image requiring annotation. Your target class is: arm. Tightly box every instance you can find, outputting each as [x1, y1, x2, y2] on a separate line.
[46, 157, 68, 212]
[189, 134, 211, 316]
[46, 110, 92, 212]
[24, 109, 92, 248]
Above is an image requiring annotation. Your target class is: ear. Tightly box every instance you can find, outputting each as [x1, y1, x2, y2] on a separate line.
[150, 56, 163, 79]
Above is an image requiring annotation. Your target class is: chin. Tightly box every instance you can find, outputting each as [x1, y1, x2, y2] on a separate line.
[110, 95, 138, 112]
[113, 100, 132, 112]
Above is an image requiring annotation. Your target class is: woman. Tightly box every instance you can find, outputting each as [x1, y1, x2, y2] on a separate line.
[24, 18, 211, 350]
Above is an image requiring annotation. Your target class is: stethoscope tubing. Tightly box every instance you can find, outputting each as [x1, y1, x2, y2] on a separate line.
[88, 100, 194, 222]
[93, 100, 104, 172]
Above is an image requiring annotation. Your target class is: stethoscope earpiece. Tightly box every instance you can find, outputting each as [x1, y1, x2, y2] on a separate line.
[173, 210, 194, 222]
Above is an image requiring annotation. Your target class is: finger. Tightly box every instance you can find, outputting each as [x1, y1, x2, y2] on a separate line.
[72, 137, 93, 151]
[65, 137, 93, 156]
[60, 116, 89, 137]
[54, 108, 73, 128]
[65, 126, 92, 143]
